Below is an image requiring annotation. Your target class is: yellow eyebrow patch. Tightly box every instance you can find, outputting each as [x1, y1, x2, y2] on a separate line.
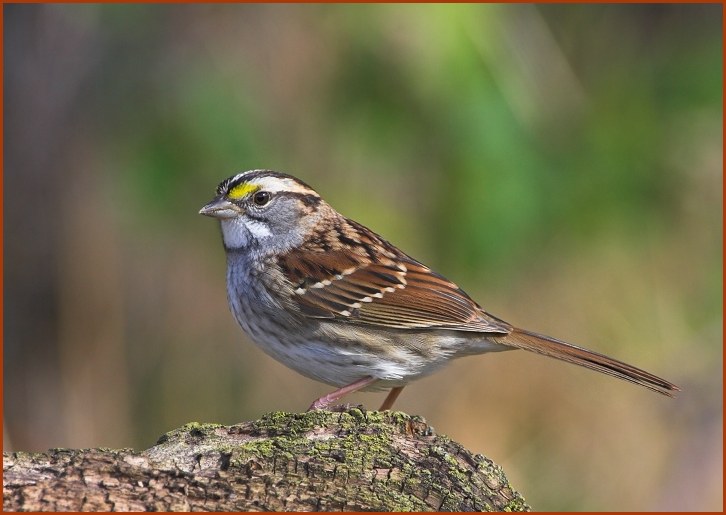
[228, 182, 260, 200]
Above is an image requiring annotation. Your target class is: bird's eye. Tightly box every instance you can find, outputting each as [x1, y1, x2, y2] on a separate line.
[252, 191, 271, 207]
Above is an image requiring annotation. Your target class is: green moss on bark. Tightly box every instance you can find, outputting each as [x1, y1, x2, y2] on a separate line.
[5, 408, 529, 511]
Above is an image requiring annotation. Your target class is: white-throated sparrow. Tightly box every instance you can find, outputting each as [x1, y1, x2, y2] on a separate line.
[200, 170, 679, 410]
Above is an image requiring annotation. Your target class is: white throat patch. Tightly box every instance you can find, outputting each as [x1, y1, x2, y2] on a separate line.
[244, 219, 272, 239]
[220, 217, 271, 249]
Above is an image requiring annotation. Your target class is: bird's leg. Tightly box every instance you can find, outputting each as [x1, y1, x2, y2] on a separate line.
[308, 376, 379, 411]
[379, 386, 404, 411]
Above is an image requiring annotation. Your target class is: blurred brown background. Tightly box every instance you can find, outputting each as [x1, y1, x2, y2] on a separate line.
[4, 4, 722, 511]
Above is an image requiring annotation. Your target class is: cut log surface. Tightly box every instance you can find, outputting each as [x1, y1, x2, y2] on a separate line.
[3, 408, 529, 511]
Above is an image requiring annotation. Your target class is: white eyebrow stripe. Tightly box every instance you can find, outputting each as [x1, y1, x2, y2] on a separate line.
[253, 176, 316, 195]
[231, 173, 314, 195]
[220, 170, 319, 198]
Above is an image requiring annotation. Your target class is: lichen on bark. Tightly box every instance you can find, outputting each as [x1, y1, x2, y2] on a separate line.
[3, 408, 530, 511]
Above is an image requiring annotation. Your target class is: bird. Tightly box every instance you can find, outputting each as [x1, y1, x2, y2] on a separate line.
[199, 169, 679, 411]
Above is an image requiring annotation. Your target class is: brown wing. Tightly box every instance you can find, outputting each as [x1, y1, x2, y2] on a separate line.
[277, 220, 511, 334]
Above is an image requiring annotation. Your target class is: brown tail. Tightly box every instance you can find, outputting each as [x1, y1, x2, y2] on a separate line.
[496, 328, 680, 397]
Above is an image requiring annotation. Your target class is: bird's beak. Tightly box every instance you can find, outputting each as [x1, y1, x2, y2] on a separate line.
[199, 197, 240, 219]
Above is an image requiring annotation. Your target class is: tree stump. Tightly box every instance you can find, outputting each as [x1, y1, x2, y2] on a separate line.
[3, 408, 529, 511]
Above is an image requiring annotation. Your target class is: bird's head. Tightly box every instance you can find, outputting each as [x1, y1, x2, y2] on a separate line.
[200, 170, 325, 252]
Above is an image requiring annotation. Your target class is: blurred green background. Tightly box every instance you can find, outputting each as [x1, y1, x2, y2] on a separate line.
[4, 4, 722, 511]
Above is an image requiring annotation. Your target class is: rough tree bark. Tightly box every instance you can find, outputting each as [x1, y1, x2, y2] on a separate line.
[3, 408, 529, 511]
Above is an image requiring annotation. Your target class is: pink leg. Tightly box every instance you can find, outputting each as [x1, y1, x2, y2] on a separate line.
[308, 376, 379, 411]
[379, 386, 404, 411]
